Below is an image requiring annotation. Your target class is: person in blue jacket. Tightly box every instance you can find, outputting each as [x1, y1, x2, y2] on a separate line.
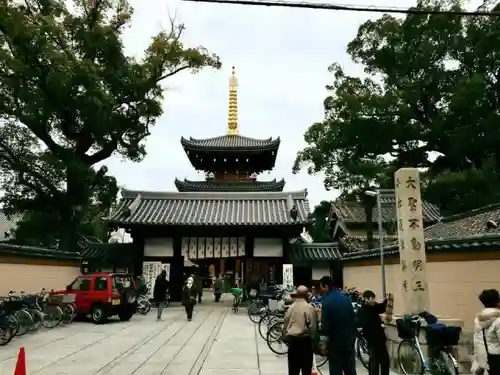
[319, 276, 357, 375]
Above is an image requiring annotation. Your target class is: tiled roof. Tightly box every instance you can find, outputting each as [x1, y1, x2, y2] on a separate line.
[0, 243, 80, 260]
[174, 178, 285, 192]
[180, 135, 280, 151]
[332, 196, 441, 224]
[109, 189, 311, 227]
[341, 234, 500, 261]
[290, 243, 341, 261]
[0, 211, 23, 240]
[424, 203, 500, 239]
[81, 242, 136, 262]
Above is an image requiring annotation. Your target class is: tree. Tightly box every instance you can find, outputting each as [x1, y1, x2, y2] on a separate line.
[0, 0, 220, 249]
[293, 0, 500, 213]
[310, 200, 331, 242]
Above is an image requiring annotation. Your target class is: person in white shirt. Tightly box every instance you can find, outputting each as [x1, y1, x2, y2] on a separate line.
[472, 289, 500, 375]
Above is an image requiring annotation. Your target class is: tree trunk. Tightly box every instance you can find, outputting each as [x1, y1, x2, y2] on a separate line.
[59, 164, 89, 251]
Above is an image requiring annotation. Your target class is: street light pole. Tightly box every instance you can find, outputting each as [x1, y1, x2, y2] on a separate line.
[366, 188, 394, 298]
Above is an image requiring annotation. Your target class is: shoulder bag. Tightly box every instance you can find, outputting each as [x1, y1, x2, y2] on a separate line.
[478, 327, 500, 375]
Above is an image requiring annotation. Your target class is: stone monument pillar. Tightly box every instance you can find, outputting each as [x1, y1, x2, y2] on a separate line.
[394, 168, 430, 315]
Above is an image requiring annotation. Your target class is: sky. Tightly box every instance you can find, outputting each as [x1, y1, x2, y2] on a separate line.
[104, 0, 483, 208]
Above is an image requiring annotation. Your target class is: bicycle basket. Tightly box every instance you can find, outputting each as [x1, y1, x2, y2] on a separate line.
[48, 294, 64, 306]
[2, 300, 25, 311]
[24, 295, 38, 306]
[62, 294, 76, 304]
[396, 318, 415, 339]
[426, 324, 461, 347]
[231, 288, 243, 297]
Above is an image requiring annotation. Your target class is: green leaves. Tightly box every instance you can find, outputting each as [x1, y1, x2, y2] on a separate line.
[0, 0, 220, 247]
[294, 0, 500, 212]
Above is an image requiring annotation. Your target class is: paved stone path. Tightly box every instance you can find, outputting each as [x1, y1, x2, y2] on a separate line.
[0, 304, 372, 375]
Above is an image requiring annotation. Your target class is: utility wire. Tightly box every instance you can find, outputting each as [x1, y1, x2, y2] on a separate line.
[182, 0, 500, 16]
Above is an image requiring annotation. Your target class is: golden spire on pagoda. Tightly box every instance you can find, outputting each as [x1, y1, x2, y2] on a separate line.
[227, 66, 239, 135]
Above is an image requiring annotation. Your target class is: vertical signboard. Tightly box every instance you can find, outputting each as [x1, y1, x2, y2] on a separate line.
[238, 238, 245, 256]
[230, 238, 238, 257]
[143, 261, 162, 299]
[189, 237, 197, 259]
[162, 263, 170, 281]
[282, 264, 294, 292]
[394, 168, 430, 314]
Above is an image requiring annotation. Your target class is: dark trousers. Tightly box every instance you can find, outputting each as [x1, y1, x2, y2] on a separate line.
[367, 339, 389, 375]
[156, 301, 164, 319]
[214, 293, 221, 302]
[287, 336, 313, 375]
[488, 354, 500, 375]
[185, 303, 194, 320]
[328, 344, 357, 375]
[198, 291, 202, 303]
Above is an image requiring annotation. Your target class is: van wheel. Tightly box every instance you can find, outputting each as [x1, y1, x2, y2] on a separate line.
[118, 311, 133, 321]
[91, 305, 105, 324]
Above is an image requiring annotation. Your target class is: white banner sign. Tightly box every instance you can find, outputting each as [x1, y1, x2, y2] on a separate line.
[143, 261, 162, 299]
[162, 263, 170, 281]
[283, 264, 294, 291]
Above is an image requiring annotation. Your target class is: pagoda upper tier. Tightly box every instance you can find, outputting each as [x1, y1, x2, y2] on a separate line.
[179, 66, 282, 181]
[180, 134, 280, 174]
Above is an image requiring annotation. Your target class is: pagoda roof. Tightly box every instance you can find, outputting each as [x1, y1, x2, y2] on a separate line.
[174, 178, 285, 192]
[108, 189, 310, 227]
[180, 134, 280, 152]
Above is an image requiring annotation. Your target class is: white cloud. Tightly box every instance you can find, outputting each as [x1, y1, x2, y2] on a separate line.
[105, 0, 483, 207]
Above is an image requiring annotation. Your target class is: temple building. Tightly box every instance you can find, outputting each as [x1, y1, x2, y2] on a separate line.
[107, 67, 323, 300]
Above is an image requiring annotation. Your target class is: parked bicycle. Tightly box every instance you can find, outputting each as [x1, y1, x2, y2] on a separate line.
[0, 288, 76, 346]
[397, 314, 461, 375]
[231, 287, 244, 313]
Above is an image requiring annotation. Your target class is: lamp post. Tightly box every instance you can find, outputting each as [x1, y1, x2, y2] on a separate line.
[364, 188, 395, 298]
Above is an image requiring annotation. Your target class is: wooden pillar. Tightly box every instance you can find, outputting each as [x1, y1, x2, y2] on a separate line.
[395, 168, 429, 315]
[220, 258, 226, 275]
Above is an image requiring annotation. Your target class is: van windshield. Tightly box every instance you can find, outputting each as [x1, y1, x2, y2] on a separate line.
[113, 275, 132, 291]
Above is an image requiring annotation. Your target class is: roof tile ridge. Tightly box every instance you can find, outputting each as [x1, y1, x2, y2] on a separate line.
[121, 189, 307, 200]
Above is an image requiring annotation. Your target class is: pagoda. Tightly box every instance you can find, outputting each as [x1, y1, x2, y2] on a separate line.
[107, 67, 316, 301]
[175, 67, 285, 192]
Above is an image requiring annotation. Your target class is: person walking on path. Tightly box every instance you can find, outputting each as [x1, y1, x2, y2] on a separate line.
[195, 273, 203, 303]
[319, 276, 357, 375]
[153, 270, 168, 321]
[213, 274, 223, 302]
[284, 285, 318, 375]
[182, 276, 198, 321]
[472, 289, 500, 375]
[357, 290, 389, 375]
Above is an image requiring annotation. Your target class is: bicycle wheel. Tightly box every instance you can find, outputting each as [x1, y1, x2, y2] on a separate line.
[14, 310, 33, 336]
[42, 305, 63, 329]
[355, 335, 369, 370]
[397, 339, 425, 375]
[62, 304, 75, 324]
[0, 324, 13, 346]
[259, 313, 280, 340]
[435, 350, 459, 375]
[266, 321, 288, 355]
[28, 309, 43, 332]
[7, 314, 19, 336]
[248, 301, 265, 323]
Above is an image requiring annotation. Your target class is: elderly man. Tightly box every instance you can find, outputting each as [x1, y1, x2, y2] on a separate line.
[284, 285, 318, 375]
